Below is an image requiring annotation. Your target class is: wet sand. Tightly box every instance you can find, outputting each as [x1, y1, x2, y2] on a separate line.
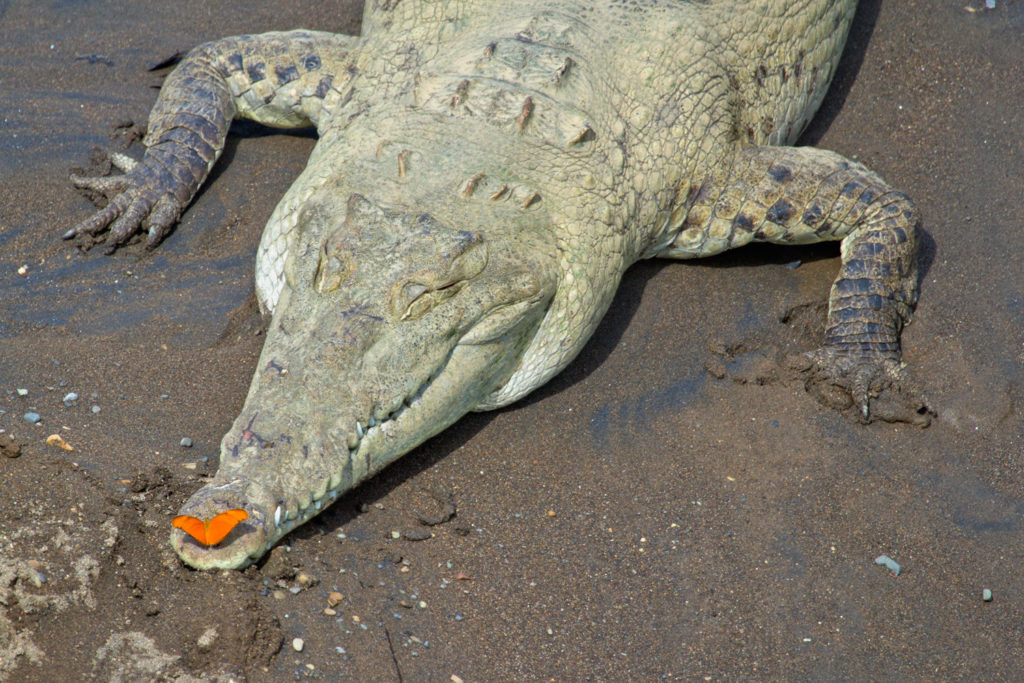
[1, 1, 1022, 679]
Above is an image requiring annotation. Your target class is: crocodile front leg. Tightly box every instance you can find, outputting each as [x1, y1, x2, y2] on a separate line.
[66, 30, 359, 251]
[658, 145, 928, 423]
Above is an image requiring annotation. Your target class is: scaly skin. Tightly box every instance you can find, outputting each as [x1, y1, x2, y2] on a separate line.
[66, 0, 927, 570]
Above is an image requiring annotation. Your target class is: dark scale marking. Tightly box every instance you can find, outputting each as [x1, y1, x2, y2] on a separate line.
[234, 412, 274, 452]
[276, 64, 300, 85]
[247, 62, 266, 82]
[303, 54, 322, 71]
[857, 186, 877, 206]
[755, 64, 767, 87]
[766, 197, 795, 224]
[732, 213, 754, 232]
[855, 242, 886, 257]
[781, 66, 788, 83]
[172, 112, 223, 148]
[802, 204, 825, 227]
[225, 52, 243, 73]
[767, 164, 792, 183]
[315, 74, 334, 98]
[840, 179, 866, 199]
[692, 181, 714, 204]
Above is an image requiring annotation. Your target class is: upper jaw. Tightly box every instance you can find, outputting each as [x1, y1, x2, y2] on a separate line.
[168, 335, 498, 570]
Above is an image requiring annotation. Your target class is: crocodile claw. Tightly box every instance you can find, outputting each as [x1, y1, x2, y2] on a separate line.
[799, 347, 933, 426]
[67, 149, 188, 251]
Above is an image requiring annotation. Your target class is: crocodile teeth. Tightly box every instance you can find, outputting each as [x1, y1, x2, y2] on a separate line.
[312, 475, 329, 502]
[274, 504, 282, 527]
[356, 421, 364, 439]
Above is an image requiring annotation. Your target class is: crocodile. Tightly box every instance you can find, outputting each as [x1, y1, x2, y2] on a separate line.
[66, 0, 925, 570]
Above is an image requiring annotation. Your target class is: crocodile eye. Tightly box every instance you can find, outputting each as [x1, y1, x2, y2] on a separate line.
[397, 281, 465, 320]
[402, 291, 433, 320]
[313, 245, 352, 294]
[403, 283, 428, 301]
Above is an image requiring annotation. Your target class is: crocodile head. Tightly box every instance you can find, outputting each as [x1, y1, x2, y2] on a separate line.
[171, 193, 558, 569]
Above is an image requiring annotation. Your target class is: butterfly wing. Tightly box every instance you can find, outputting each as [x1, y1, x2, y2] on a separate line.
[204, 509, 249, 546]
[172, 509, 248, 546]
[172, 515, 210, 545]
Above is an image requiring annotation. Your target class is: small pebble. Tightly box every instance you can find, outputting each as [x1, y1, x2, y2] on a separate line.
[62, 392, 79, 405]
[402, 528, 432, 541]
[982, 588, 993, 602]
[874, 554, 901, 576]
[196, 627, 218, 652]
[180, 437, 193, 448]
[16, 388, 28, 397]
[327, 591, 344, 607]
[26, 560, 46, 587]
[295, 571, 318, 588]
[45, 434, 74, 451]
[323, 608, 337, 616]
[91, 405, 101, 414]
[390, 530, 401, 539]
[292, 637, 304, 652]
[0, 435, 21, 458]
[24, 412, 41, 424]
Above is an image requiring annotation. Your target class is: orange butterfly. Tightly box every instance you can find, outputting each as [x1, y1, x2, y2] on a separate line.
[172, 509, 249, 546]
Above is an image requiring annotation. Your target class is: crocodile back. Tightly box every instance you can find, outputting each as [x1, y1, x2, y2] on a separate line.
[708, 0, 857, 145]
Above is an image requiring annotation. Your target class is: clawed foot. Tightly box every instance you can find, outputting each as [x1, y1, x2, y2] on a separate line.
[793, 348, 933, 426]
[66, 148, 190, 252]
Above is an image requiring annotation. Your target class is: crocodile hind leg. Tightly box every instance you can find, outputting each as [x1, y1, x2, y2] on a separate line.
[658, 145, 929, 424]
[66, 30, 359, 252]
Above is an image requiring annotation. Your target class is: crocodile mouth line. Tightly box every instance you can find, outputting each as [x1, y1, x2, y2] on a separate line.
[263, 342, 463, 545]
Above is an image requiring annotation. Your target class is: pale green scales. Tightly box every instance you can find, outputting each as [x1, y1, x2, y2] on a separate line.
[67, 0, 923, 569]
